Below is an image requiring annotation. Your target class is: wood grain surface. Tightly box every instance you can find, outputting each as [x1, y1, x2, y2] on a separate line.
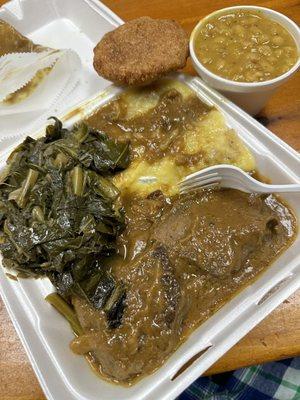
[0, 0, 299, 399]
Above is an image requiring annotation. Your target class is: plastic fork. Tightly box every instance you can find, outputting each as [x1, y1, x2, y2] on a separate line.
[179, 164, 300, 194]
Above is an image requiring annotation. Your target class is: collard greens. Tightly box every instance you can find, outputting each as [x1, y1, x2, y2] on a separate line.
[0, 118, 129, 328]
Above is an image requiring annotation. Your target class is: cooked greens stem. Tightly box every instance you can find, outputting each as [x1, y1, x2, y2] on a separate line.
[95, 174, 119, 200]
[0, 166, 10, 184]
[32, 206, 45, 223]
[71, 166, 85, 196]
[17, 169, 39, 208]
[55, 144, 78, 159]
[45, 293, 83, 336]
[114, 142, 129, 167]
[53, 152, 69, 168]
[74, 124, 89, 144]
[8, 188, 21, 202]
[79, 215, 94, 234]
[27, 163, 45, 173]
[104, 283, 124, 313]
[7, 143, 24, 164]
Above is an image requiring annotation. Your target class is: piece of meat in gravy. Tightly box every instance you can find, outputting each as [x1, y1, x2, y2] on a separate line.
[71, 244, 184, 383]
[151, 190, 285, 276]
[71, 189, 296, 384]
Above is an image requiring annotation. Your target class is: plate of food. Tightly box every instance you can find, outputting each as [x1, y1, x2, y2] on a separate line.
[0, 1, 299, 400]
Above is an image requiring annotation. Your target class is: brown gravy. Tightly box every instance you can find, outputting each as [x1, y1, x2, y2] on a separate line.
[86, 81, 255, 197]
[71, 190, 296, 384]
[70, 83, 297, 385]
[86, 87, 211, 164]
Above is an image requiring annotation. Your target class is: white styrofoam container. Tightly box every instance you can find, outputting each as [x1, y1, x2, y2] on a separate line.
[0, 1, 300, 400]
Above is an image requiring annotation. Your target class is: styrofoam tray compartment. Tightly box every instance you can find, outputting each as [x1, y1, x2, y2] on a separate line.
[0, 2, 300, 400]
[1, 72, 300, 400]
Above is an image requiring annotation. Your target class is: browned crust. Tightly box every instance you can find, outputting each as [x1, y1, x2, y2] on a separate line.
[93, 17, 189, 86]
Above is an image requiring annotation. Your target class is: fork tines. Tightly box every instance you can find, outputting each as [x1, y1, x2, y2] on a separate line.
[179, 172, 221, 194]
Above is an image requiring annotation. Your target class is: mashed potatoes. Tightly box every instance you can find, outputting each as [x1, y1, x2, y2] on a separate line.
[86, 80, 255, 197]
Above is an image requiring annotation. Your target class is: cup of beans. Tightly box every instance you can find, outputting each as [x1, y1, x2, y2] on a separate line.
[190, 6, 300, 115]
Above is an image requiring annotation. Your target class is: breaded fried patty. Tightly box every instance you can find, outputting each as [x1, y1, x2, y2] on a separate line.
[93, 17, 189, 86]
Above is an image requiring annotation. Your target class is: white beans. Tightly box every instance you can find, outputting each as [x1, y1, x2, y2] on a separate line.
[272, 35, 284, 46]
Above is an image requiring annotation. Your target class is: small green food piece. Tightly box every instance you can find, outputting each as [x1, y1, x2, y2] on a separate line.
[104, 282, 126, 329]
[45, 292, 83, 336]
[0, 119, 130, 328]
[71, 166, 86, 196]
[16, 168, 39, 208]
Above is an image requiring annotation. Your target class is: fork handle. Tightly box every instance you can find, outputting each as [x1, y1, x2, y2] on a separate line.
[258, 184, 300, 194]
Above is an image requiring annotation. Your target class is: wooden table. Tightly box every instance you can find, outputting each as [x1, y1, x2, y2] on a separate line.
[0, 0, 299, 398]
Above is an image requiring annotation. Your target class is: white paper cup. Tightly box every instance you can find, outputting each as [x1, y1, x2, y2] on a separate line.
[190, 6, 300, 115]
